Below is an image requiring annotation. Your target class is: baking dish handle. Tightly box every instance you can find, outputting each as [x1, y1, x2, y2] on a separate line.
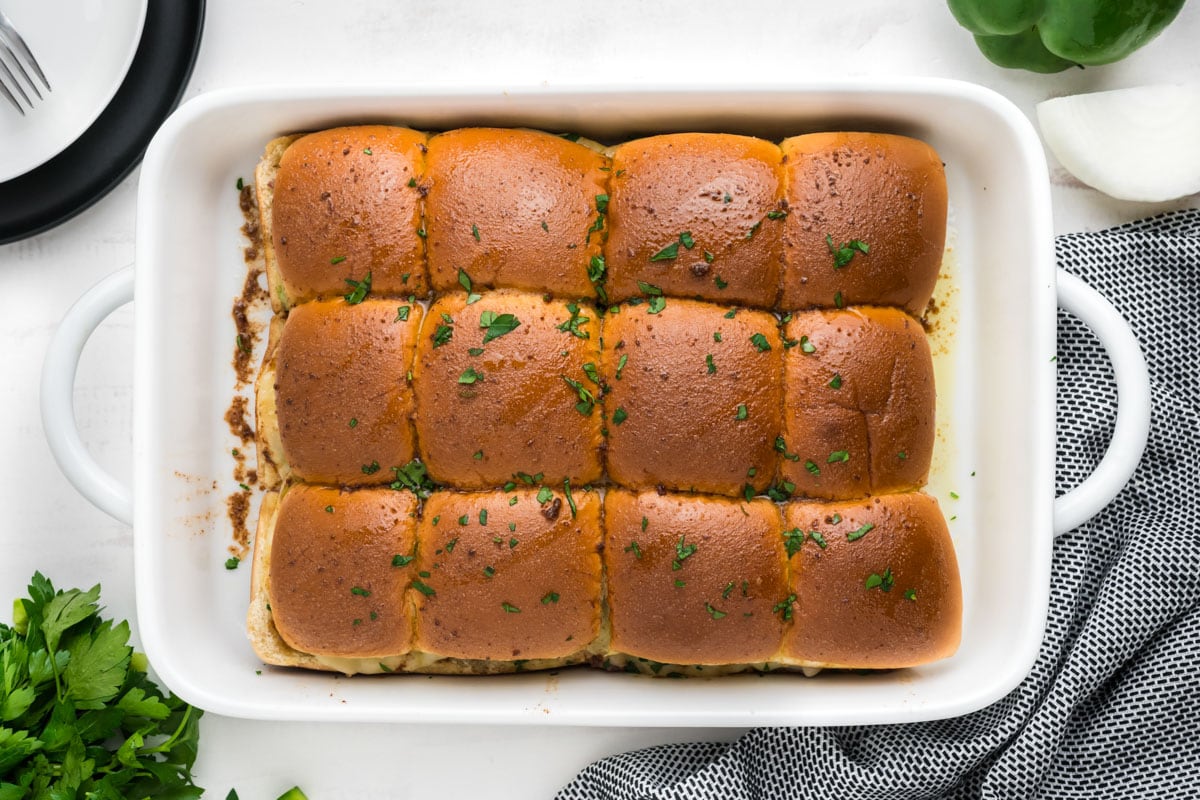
[40, 265, 135, 526]
[1053, 268, 1151, 537]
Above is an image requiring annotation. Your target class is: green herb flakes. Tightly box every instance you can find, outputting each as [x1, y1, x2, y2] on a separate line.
[713, 331, 723, 343]
[828, 373, 843, 389]
[705, 603, 727, 620]
[672, 535, 698, 570]
[396, 305, 411, 322]
[865, 567, 894, 592]
[773, 594, 797, 621]
[847, 522, 875, 542]
[351, 586, 371, 597]
[236, 177, 244, 191]
[412, 579, 436, 596]
[537, 486, 554, 504]
[459, 367, 483, 385]
[735, 404, 748, 420]
[479, 310, 521, 343]
[562, 374, 597, 416]
[782, 528, 806, 557]
[714, 275, 728, 289]
[389, 459, 437, 498]
[501, 602, 521, 614]
[804, 460, 820, 475]
[706, 354, 717, 374]
[616, 353, 629, 379]
[809, 530, 828, 549]
[625, 541, 643, 559]
[799, 335, 816, 354]
[557, 303, 591, 339]
[471, 223, 481, 241]
[362, 460, 381, 475]
[432, 324, 454, 348]
[650, 243, 680, 261]
[349, 418, 359, 428]
[479, 509, 488, 526]
[564, 478, 578, 517]
[344, 271, 372, 304]
[542, 591, 560, 605]
[225, 556, 240, 570]
[827, 450, 849, 463]
[392, 554, 414, 567]
[826, 234, 870, 268]
[750, 332, 771, 352]
[330, 255, 347, 265]
[905, 588, 917, 601]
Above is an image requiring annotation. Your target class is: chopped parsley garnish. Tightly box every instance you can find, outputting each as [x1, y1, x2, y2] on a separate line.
[542, 591, 560, 604]
[804, 460, 820, 475]
[362, 461, 381, 475]
[832, 513, 842, 524]
[774, 436, 800, 462]
[705, 603, 727, 620]
[480, 310, 521, 343]
[344, 271, 372, 304]
[483, 566, 495, 578]
[650, 243, 679, 261]
[745, 221, 761, 239]
[557, 303, 591, 339]
[827, 450, 850, 463]
[714, 275, 728, 290]
[724, 309, 738, 319]
[750, 332, 772, 352]
[325, 505, 334, 513]
[412, 580, 436, 596]
[445, 539, 459, 555]
[471, 223, 481, 242]
[706, 354, 716, 374]
[865, 567, 894, 592]
[348, 418, 358, 428]
[363, 147, 373, 155]
[468, 347, 484, 357]
[564, 479, 577, 517]
[735, 404, 748, 420]
[799, 336, 816, 354]
[703, 250, 715, 263]
[350, 586, 370, 597]
[582, 362, 601, 384]
[225, 556, 240, 570]
[782, 528, 806, 557]
[672, 535, 698, 570]
[674, 579, 685, 588]
[847, 523, 875, 542]
[625, 541, 643, 559]
[588, 255, 608, 301]
[432, 323, 454, 348]
[612, 407, 628, 425]
[536, 486, 554, 504]
[459, 367, 483, 384]
[766, 480, 795, 501]
[828, 373, 843, 389]
[407, 177, 417, 187]
[473, 450, 484, 460]
[479, 509, 488, 526]
[396, 305, 411, 322]
[595, 194, 609, 214]
[767, 209, 788, 220]
[330, 255, 346, 265]
[236, 176, 244, 190]
[905, 588, 917, 601]
[834, 291, 845, 308]
[826, 234, 870, 268]
[713, 331, 723, 343]
[392, 554, 414, 567]
[509, 536, 519, 547]
[773, 594, 797, 621]
[457, 515, 469, 526]
[615, 353, 628, 379]
[389, 460, 436, 498]
[809, 530, 828, 549]
[898, 451, 908, 460]
[950, 491, 960, 499]
[722, 582, 735, 599]
[501, 602, 521, 614]
[562, 375, 597, 415]
[236, 334, 251, 354]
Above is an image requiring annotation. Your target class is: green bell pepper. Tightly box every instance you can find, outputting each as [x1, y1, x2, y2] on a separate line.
[948, 0, 1188, 73]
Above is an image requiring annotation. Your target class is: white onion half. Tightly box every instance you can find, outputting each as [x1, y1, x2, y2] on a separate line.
[1037, 84, 1200, 203]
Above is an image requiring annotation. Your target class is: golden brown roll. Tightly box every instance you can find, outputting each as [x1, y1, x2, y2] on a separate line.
[778, 493, 961, 669]
[411, 488, 603, 664]
[258, 485, 419, 663]
[268, 299, 423, 486]
[603, 489, 788, 666]
[601, 298, 783, 496]
[778, 307, 935, 500]
[423, 128, 609, 299]
[606, 133, 785, 308]
[412, 291, 604, 488]
[263, 126, 429, 309]
[780, 133, 946, 317]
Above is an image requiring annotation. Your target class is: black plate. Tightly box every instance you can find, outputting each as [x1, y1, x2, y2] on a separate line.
[0, 0, 205, 245]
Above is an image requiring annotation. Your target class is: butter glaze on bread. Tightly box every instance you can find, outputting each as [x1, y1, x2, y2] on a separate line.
[780, 133, 946, 316]
[265, 485, 418, 659]
[268, 126, 429, 306]
[603, 489, 788, 665]
[779, 492, 961, 669]
[271, 299, 423, 486]
[607, 133, 785, 308]
[424, 128, 609, 298]
[412, 291, 604, 488]
[780, 307, 935, 499]
[412, 489, 603, 662]
[601, 299, 783, 496]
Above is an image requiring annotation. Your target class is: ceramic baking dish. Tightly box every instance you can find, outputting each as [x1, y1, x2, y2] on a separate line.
[40, 81, 1151, 726]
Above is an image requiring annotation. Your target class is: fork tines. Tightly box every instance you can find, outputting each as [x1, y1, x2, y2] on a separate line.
[0, 10, 51, 115]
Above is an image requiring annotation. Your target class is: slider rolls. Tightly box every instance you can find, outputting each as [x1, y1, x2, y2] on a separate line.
[250, 125, 959, 676]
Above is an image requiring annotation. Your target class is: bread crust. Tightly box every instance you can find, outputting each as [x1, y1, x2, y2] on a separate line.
[424, 128, 609, 298]
[606, 133, 785, 309]
[780, 132, 946, 317]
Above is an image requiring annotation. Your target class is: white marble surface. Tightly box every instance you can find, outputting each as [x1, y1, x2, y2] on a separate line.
[1, 1, 1198, 796]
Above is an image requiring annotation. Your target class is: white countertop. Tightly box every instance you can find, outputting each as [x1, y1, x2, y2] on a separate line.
[2, 1, 1198, 796]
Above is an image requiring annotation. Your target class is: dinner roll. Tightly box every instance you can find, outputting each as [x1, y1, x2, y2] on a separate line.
[603, 489, 788, 666]
[778, 307, 935, 499]
[601, 298, 782, 496]
[268, 299, 423, 486]
[606, 133, 785, 308]
[778, 492, 961, 669]
[780, 132, 946, 317]
[410, 488, 603, 665]
[259, 485, 419, 663]
[264, 126, 429, 309]
[412, 291, 604, 488]
[423, 128, 609, 299]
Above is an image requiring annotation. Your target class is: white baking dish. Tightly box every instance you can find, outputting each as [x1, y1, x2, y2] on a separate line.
[40, 81, 1151, 726]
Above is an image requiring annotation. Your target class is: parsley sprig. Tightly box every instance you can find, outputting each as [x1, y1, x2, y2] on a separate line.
[0, 573, 204, 798]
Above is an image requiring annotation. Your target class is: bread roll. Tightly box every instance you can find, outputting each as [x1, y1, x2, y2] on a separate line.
[779, 307, 935, 499]
[256, 485, 419, 664]
[263, 126, 429, 309]
[778, 492, 961, 669]
[412, 290, 604, 488]
[606, 133, 785, 308]
[603, 489, 788, 666]
[267, 299, 423, 486]
[424, 128, 609, 298]
[780, 133, 946, 317]
[601, 298, 782, 496]
[411, 489, 603, 664]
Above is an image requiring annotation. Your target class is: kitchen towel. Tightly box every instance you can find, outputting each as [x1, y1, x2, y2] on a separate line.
[557, 209, 1200, 800]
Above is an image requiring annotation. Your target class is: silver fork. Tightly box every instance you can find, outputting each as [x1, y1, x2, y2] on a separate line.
[0, 7, 50, 115]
